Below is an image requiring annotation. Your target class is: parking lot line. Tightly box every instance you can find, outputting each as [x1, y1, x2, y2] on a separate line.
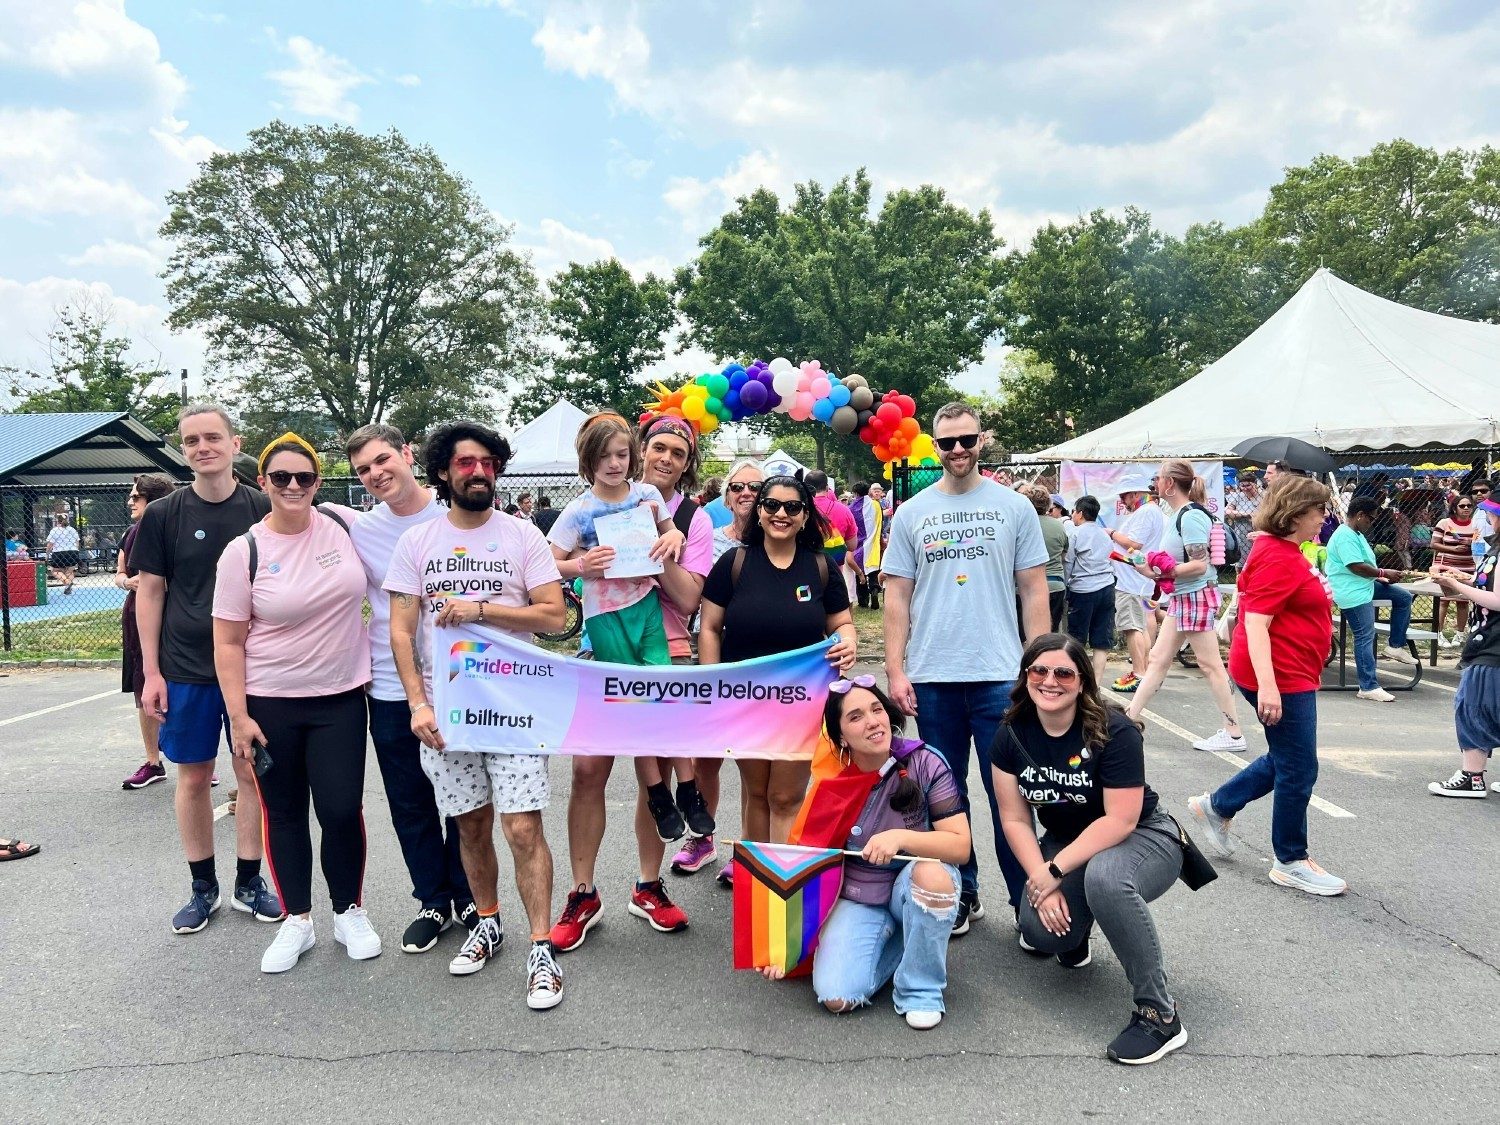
[1140, 707, 1356, 818]
[0, 689, 120, 727]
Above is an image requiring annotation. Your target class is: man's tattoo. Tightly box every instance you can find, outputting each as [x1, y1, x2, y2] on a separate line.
[395, 593, 415, 607]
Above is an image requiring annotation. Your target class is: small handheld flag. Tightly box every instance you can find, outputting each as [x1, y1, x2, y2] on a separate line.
[732, 841, 844, 973]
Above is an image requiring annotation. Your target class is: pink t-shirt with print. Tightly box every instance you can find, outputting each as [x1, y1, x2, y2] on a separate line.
[660, 492, 713, 659]
[213, 505, 371, 698]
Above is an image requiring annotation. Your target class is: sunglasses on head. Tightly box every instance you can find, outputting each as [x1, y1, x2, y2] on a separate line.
[727, 481, 762, 494]
[266, 470, 318, 488]
[829, 674, 878, 694]
[1026, 663, 1079, 684]
[934, 433, 981, 452]
[758, 498, 807, 516]
[452, 455, 499, 475]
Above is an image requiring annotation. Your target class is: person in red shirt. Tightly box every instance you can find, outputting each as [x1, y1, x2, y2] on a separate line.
[1185, 477, 1346, 897]
[806, 470, 859, 604]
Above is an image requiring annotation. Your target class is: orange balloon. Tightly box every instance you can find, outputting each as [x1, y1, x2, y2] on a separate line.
[667, 391, 686, 408]
[665, 407, 685, 418]
[873, 443, 891, 462]
[898, 417, 919, 439]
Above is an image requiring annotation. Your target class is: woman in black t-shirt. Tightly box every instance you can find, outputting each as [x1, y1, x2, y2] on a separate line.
[700, 475, 856, 857]
[992, 633, 1187, 1066]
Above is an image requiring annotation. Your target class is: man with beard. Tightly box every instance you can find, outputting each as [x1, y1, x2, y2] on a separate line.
[385, 421, 569, 1009]
[882, 402, 1050, 937]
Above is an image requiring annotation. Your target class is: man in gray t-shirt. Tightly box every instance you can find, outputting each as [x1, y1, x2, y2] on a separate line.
[883, 403, 1049, 934]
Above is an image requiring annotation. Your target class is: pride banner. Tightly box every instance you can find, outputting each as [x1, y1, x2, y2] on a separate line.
[1060, 460, 1224, 529]
[432, 622, 836, 758]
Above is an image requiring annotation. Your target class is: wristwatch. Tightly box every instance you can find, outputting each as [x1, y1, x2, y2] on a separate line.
[1048, 861, 1064, 880]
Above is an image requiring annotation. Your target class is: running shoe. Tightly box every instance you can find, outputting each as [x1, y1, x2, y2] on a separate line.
[1429, 769, 1487, 798]
[261, 916, 315, 973]
[1356, 687, 1396, 702]
[1057, 934, 1092, 968]
[676, 785, 716, 838]
[526, 941, 564, 1011]
[1191, 729, 1247, 753]
[951, 890, 983, 936]
[402, 907, 453, 953]
[715, 859, 736, 888]
[627, 880, 689, 933]
[671, 834, 717, 875]
[231, 875, 285, 922]
[1109, 674, 1140, 694]
[905, 1011, 942, 1030]
[333, 905, 382, 960]
[210, 773, 220, 787]
[1381, 645, 1419, 666]
[1107, 1005, 1187, 1065]
[1186, 793, 1236, 857]
[122, 762, 166, 789]
[550, 885, 602, 952]
[171, 879, 221, 934]
[449, 915, 503, 976]
[1268, 858, 1346, 896]
[646, 788, 687, 842]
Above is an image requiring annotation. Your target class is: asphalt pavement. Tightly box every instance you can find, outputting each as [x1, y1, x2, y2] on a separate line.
[3, 656, 1498, 1124]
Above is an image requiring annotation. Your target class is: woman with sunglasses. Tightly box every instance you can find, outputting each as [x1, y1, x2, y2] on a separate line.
[700, 475, 857, 864]
[1433, 494, 1483, 647]
[993, 634, 1186, 1065]
[711, 459, 764, 562]
[213, 434, 380, 973]
[119, 472, 180, 790]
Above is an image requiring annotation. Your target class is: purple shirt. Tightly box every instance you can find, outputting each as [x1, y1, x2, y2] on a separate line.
[840, 738, 964, 906]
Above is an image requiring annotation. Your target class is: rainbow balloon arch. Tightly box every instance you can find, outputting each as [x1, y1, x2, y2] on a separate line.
[641, 358, 939, 485]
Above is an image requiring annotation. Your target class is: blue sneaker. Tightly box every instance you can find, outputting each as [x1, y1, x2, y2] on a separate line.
[172, 879, 221, 934]
[232, 875, 285, 922]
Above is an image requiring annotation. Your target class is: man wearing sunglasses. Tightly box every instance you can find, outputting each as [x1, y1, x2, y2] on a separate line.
[131, 402, 282, 934]
[882, 402, 1050, 936]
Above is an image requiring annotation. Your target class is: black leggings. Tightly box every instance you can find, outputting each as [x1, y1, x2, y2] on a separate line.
[248, 689, 368, 916]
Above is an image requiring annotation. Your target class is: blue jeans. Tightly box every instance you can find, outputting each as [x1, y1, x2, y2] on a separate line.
[912, 681, 1026, 907]
[1211, 686, 1319, 863]
[812, 861, 960, 1014]
[1344, 584, 1413, 691]
[367, 697, 472, 914]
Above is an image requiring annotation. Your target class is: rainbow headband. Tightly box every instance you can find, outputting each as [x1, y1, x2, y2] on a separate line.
[642, 414, 697, 452]
[257, 431, 322, 476]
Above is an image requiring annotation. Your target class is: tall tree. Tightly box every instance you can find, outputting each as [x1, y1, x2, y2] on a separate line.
[508, 258, 675, 425]
[675, 169, 1005, 469]
[160, 121, 543, 443]
[3, 304, 180, 434]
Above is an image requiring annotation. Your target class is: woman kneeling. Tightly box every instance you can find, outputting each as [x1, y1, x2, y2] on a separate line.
[994, 634, 1187, 1065]
[765, 678, 969, 1029]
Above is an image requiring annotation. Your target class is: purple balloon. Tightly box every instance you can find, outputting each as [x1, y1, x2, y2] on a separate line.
[739, 379, 768, 411]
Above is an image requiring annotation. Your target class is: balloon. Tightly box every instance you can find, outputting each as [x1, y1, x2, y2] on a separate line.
[831, 405, 859, 434]
[772, 370, 799, 399]
[699, 413, 720, 433]
[689, 384, 710, 399]
[789, 391, 815, 421]
[695, 374, 711, 386]
[898, 417, 919, 439]
[909, 433, 935, 459]
[707, 374, 730, 400]
[873, 443, 891, 462]
[769, 357, 793, 373]
[704, 396, 723, 415]
[682, 396, 706, 421]
[729, 371, 748, 390]
[856, 408, 874, 429]
[812, 397, 835, 423]
[849, 386, 873, 411]
[920, 455, 939, 467]
[828, 385, 851, 408]
[718, 405, 733, 422]
[723, 389, 741, 415]
[896, 394, 916, 418]
[876, 402, 902, 427]
[664, 407, 684, 418]
[843, 373, 867, 389]
[859, 424, 877, 444]
[810, 377, 831, 399]
[740, 380, 768, 411]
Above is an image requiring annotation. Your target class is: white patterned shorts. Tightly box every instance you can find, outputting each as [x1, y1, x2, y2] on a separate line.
[420, 745, 550, 818]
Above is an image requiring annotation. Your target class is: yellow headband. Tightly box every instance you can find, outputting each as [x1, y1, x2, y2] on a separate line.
[257, 432, 322, 477]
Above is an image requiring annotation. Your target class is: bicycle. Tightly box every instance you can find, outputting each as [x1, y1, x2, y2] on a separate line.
[536, 580, 583, 644]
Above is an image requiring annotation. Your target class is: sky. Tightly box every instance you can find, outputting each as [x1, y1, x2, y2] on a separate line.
[2, 0, 1498, 410]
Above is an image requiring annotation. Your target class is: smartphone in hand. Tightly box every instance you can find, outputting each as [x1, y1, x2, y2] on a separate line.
[252, 739, 272, 778]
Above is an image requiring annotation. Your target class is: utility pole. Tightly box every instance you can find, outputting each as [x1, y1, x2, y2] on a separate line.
[180, 368, 188, 404]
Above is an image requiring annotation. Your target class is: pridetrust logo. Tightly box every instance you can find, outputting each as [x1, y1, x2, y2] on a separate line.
[448, 640, 555, 681]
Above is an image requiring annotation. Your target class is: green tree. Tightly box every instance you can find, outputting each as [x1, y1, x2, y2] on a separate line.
[508, 258, 675, 426]
[160, 120, 543, 443]
[676, 169, 1005, 469]
[3, 305, 180, 434]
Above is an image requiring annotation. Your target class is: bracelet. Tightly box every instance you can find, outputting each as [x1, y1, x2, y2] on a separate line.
[409, 702, 432, 715]
[478, 602, 485, 623]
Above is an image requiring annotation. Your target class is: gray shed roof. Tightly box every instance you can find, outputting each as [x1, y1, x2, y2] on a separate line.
[0, 412, 193, 487]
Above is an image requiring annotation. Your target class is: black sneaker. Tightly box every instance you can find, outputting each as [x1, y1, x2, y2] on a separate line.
[455, 901, 479, 932]
[1107, 1005, 1187, 1065]
[1428, 769, 1487, 798]
[647, 788, 687, 842]
[951, 890, 983, 936]
[401, 907, 452, 953]
[676, 784, 716, 838]
[1057, 933, 1092, 969]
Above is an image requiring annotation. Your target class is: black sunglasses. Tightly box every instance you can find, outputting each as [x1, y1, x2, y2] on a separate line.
[727, 481, 762, 494]
[266, 470, 318, 488]
[758, 498, 807, 516]
[935, 433, 981, 452]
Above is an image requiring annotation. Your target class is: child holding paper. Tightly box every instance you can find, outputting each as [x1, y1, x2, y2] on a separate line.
[547, 412, 711, 842]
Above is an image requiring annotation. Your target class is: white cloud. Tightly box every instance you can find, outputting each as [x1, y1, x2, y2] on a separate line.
[266, 31, 373, 123]
[663, 150, 789, 233]
[393, 73, 422, 87]
[498, 211, 672, 283]
[0, 107, 159, 221]
[63, 238, 169, 272]
[606, 138, 652, 180]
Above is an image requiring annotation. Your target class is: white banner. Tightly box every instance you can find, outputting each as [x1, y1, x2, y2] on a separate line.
[1060, 461, 1224, 529]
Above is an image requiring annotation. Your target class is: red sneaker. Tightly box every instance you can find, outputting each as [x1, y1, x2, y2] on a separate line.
[550, 885, 602, 953]
[627, 880, 688, 933]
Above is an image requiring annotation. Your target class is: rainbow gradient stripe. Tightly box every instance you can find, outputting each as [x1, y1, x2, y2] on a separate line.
[732, 841, 844, 973]
[449, 640, 492, 681]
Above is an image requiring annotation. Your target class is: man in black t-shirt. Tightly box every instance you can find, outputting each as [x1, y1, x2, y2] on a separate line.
[132, 403, 283, 935]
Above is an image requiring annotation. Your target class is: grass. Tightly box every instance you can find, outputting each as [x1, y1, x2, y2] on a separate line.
[0, 609, 123, 661]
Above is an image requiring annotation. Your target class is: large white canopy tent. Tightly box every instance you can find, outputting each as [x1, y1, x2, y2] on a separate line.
[1036, 269, 1500, 461]
[503, 399, 588, 474]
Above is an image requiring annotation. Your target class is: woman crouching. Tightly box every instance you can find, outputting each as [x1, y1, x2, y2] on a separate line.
[994, 634, 1187, 1065]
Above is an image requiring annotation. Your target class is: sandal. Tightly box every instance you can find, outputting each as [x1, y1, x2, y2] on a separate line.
[0, 837, 41, 861]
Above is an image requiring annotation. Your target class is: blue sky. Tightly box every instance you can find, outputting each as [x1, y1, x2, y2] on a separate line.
[2, 0, 1498, 405]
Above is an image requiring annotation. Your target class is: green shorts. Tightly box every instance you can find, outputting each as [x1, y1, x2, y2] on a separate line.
[586, 590, 671, 666]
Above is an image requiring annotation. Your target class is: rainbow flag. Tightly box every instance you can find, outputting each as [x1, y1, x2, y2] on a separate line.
[732, 841, 845, 973]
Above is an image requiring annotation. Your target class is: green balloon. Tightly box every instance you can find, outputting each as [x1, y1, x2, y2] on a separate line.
[706, 374, 731, 399]
[704, 396, 723, 415]
[718, 406, 733, 422]
[696, 373, 712, 386]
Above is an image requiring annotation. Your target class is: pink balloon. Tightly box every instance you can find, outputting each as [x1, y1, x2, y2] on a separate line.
[811, 377, 831, 398]
[797, 372, 813, 391]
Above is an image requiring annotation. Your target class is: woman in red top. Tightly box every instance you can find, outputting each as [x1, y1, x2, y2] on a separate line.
[1432, 494, 1482, 644]
[1183, 478, 1346, 897]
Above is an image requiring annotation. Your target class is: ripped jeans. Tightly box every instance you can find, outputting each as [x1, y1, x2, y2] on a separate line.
[811, 861, 960, 1015]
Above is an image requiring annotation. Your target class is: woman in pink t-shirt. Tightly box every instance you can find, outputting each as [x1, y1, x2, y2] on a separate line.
[213, 434, 378, 974]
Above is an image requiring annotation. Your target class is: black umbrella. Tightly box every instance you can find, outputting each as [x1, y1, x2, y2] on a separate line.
[1231, 436, 1337, 474]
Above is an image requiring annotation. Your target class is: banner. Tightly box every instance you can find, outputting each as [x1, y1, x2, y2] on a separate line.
[1060, 460, 1224, 529]
[432, 623, 836, 758]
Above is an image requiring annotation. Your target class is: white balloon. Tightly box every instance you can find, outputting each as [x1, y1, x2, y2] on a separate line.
[769, 357, 794, 374]
[771, 369, 799, 410]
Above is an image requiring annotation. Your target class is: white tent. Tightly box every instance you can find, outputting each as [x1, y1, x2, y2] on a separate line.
[504, 399, 588, 474]
[760, 447, 813, 478]
[1036, 269, 1500, 460]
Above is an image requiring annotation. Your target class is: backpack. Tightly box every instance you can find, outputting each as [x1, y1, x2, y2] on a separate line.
[1175, 502, 1240, 567]
[243, 506, 351, 584]
[729, 545, 829, 593]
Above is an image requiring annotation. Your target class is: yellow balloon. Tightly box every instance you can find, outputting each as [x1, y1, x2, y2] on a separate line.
[882, 460, 894, 481]
[682, 396, 706, 420]
[910, 434, 935, 458]
[698, 413, 720, 433]
[687, 384, 710, 399]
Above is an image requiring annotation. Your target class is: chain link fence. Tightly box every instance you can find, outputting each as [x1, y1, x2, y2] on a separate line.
[1, 471, 587, 659]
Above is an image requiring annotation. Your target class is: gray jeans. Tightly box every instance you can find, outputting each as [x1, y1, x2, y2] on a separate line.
[1018, 809, 1184, 1012]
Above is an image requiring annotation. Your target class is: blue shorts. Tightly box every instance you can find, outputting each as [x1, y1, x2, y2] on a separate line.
[158, 681, 231, 765]
[1454, 664, 1500, 755]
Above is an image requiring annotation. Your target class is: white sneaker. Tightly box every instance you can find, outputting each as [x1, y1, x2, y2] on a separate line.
[1356, 687, 1396, 702]
[1192, 729, 1247, 753]
[261, 916, 315, 973]
[526, 941, 564, 1010]
[333, 905, 383, 960]
[1186, 793, 1236, 857]
[1492, 781, 1500, 795]
[1381, 646, 1418, 666]
[905, 1010, 943, 1030]
[1268, 858, 1346, 896]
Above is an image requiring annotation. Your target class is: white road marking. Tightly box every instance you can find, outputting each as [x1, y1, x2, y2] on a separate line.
[0, 689, 119, 727]
[213, 803, 232, 822]
[1139, 707, 1356, 819]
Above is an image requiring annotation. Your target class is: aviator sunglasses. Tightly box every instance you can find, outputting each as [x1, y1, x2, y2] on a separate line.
[1026, 663, 1079, 684]
[758, 498, 807, 516]
[934, 433, 981, 452]
[727, 481, 762, 494]
[266, 470, 318, 488]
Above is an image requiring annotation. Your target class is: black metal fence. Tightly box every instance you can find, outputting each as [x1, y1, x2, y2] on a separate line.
[1, 471, 587, 658]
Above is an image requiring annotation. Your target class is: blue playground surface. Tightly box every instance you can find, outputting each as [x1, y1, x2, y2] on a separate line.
[4, 586, 127, 623]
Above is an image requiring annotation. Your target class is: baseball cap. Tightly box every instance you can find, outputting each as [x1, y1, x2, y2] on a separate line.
[1116, 468, 1154, 494]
